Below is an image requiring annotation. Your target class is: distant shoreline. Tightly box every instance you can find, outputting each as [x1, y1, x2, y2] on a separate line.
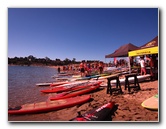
[8, 64, 59, 69]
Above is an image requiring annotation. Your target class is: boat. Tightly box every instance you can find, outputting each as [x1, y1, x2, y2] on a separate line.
[8, 95, 91, 115]
[36, 81, 69, 87]
[41, 80, 102, 93]
[49, 84, 100, 100]
[111, 74, 151, 85]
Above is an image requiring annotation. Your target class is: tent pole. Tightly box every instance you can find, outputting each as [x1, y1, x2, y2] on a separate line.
[128, 57, 131, 73]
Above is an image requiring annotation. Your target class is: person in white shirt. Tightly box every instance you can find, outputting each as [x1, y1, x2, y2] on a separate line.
[140, 56, 146, 75]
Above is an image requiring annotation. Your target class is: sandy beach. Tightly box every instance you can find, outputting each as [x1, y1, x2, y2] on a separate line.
[8, 78, 158, 122]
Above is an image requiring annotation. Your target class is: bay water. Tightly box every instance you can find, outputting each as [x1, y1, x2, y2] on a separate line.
[8, 65, 59, 121]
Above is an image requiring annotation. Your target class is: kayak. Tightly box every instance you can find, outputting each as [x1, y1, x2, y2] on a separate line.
[70, 102, 115, 121]
[41, 80, 102, 93]
[49, 84, 100, 100]
[8, 95, 91, 115]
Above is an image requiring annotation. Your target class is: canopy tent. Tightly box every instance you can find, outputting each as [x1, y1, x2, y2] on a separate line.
[128, 36, 158, 57]
[105, 43, 139, 58]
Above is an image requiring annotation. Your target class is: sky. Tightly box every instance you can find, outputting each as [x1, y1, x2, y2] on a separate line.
[8, 8, 158, 62]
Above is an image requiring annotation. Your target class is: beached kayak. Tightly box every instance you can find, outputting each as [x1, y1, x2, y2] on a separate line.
[70, 101, 115, 121]
[8, 95, 91, 115]
[49, 85, 100, 100]
[41, 80, 102, 93]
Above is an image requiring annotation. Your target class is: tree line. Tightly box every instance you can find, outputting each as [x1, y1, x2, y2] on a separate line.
[8, 55, 99, 66]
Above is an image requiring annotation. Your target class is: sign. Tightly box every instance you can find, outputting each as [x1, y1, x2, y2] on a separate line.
[128, 46, 158, 57]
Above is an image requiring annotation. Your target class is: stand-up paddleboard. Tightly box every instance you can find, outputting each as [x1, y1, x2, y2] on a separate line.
[74, 75, 101, 81]
[8, 95, 91, 115]
[36, 82, 54, 86]
[141, 94, 158, 110]
[41, 81, 102, 93]
[36, 81, 70, 87]
[70, 102, 115, 121]
[97, 74, 119, 80]
[111, 74, 151, 85]
[50, 80, 88, 87]
[49, 85, 100, 100]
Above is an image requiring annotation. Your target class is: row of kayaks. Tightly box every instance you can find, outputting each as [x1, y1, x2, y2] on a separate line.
[8, 72, 157, 121]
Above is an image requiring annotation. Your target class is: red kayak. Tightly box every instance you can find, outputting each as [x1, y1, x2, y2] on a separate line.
[41, 81, 102, 93]
[8, 95, 91, 115]
[49, 85, 100, 100]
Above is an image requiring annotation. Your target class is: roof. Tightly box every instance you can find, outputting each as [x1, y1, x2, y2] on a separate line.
[105, 43, 139, 58]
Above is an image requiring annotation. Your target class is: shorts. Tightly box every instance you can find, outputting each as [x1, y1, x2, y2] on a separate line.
[80, 68, 85, 73]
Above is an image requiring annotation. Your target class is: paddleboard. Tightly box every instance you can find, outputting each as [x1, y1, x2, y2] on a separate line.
[74, 75, 101, 81]
[70, 102, 115, 121]
[50, 80, 88, 87]
[141, 94, 158, 110]
[41, 80, 102, 93]
[49, 85, 100, 100]
[8, 95, 91, 115]
[49, 81, 70, 87]
[111, 74, 151, 85]
[36, 82, 53, 86]
[36, 81, 70, 87]
[97, 74, 119, 80]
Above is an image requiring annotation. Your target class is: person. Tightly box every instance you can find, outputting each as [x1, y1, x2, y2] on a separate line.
[130, 57, 134, 67]
[57, 66, 61, 73]
[80, 61, 85, 77]
[98, 61, 104, 74]
[139, 56, 146, 75]
[146, 55, 156, 80]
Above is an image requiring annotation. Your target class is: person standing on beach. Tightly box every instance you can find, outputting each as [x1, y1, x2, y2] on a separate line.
[146, 55, 156, 80]
[98, 61, 104, 74]
[80, 61, 85, 77]
[57, 66, 61, 73]
[139, 56, 146, 75]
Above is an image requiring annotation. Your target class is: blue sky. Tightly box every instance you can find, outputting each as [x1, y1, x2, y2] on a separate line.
[8, 8, 158, 62]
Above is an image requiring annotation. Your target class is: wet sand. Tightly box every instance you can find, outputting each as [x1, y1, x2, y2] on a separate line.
[8, 79, 158, 122]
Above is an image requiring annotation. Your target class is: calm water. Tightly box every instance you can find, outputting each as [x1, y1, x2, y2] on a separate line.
[8, 66, 58, 111]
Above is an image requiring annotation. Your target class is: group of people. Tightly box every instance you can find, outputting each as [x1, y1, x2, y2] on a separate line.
[79, 61, 104, 77]
[139, 54, 158, 80]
